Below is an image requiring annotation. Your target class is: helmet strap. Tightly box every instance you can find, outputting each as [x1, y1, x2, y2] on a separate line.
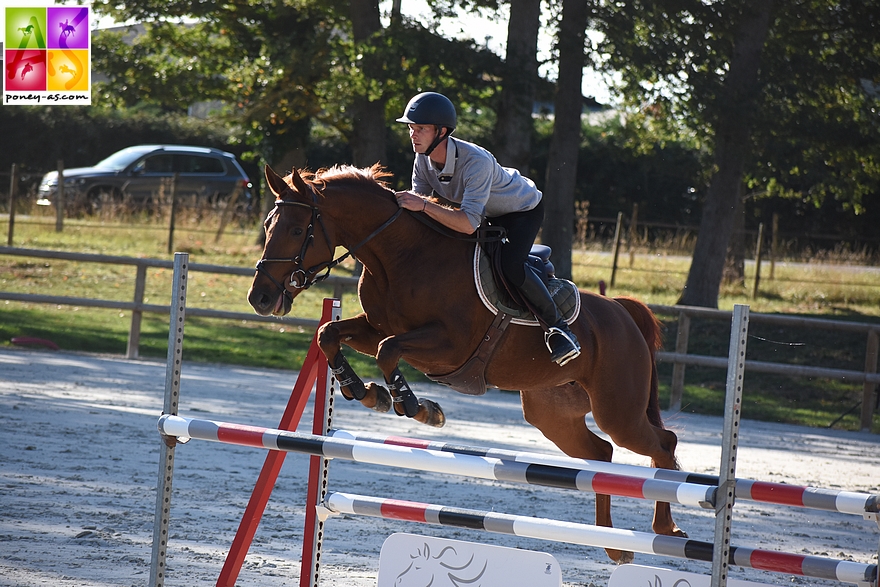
[423, 126, 446, 157]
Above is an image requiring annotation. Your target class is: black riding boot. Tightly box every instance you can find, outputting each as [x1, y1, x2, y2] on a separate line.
[517, 264, 581, 366]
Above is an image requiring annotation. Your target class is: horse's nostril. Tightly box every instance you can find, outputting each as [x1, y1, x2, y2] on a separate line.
[248, 289, 271, 312]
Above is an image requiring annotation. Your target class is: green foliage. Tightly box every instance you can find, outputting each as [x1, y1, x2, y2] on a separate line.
[88, 1, 507, 168]
[593, 0, 880, 216]
[92, 21, 240, 112]
[314, 17, 504, 143]
[529, 115, 708, 224]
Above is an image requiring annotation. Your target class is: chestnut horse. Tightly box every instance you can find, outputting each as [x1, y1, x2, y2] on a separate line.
[247, 164, 684, 562]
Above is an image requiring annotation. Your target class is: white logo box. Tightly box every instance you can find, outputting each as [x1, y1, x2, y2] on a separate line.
[378, 533, 562, 587]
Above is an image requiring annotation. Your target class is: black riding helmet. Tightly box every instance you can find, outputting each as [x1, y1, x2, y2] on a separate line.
[396, 92, 457, 156]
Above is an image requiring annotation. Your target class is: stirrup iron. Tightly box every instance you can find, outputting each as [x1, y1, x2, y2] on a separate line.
[545, 325, 581, 366]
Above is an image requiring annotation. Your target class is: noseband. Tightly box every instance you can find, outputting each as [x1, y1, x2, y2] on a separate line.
[255, 185, 403, 302]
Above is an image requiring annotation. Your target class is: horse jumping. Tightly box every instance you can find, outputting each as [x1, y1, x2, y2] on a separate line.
[247, 164, 685, 562]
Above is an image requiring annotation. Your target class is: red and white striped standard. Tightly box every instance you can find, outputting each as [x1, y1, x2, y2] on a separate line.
[323, 492, 879, 586]
[158, 415, 715, 508]
[328, 428, 880, 517]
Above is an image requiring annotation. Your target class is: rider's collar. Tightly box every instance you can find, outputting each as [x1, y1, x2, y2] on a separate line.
[437, 138, 458, 183]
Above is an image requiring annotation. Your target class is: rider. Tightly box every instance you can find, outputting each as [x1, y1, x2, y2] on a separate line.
[394, 91, 581, 366]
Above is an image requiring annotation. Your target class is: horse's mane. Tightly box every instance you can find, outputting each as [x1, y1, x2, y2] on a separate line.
[296, 163, 394, 195]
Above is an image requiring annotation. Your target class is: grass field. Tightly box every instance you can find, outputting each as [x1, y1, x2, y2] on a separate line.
[1, 211, 878, 432]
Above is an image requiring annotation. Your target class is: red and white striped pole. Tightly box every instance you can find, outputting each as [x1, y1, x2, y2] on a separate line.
[321, 492, 878, 587]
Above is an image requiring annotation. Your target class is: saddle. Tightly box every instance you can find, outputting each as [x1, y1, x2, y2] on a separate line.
[425, 242, 581, 395]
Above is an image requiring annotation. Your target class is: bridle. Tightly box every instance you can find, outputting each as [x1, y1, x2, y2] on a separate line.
[254, 185, 403, 301]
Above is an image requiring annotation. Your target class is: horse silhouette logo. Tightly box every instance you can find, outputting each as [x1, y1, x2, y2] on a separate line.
[59, 64, 76, 76]
[643, 576, 694, 587]
[394, 543, 488, 587]
[59, 19, 76, 38]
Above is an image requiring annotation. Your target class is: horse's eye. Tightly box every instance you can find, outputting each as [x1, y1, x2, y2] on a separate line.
[291, 227, 303, 236]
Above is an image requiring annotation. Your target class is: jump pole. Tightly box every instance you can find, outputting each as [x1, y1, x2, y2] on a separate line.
[319, 491, 878, 586]
[155, 413, 880, 586]
[157, 414, 718, 509]
[326, 427, 880, 516]
[154, 408, 880, 585]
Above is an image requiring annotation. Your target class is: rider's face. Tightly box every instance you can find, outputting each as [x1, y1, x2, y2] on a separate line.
[408, 124, 441, 154]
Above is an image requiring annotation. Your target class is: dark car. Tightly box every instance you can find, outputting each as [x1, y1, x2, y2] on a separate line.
[37, 145, 253, 210]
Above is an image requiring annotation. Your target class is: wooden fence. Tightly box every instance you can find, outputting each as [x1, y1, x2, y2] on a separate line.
[0, 246, 352, 360]
[1, 246, 877, 432]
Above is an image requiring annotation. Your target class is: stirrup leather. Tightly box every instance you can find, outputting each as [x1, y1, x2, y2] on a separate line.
[544, 326, 581, 366]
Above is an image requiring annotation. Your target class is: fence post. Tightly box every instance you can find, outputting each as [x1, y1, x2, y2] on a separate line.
[861, 329, 879, 432]
[770, 213, 779, 280]
[127, 263, 148, 359]
[7, 163, 18, 246]
[751, 222, 764, 299]
[628, 202, 639, 267]
[167, 173, 179, 254]
[214, 185, 242, 243]
[610, 211, 624, 287]
[55, 160, 65, 233]
[669, 311, 691, 412]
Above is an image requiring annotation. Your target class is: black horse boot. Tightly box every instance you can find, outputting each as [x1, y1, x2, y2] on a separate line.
[517, 264, 581, 366]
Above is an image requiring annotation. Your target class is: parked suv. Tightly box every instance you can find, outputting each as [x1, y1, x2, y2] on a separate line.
[37, 144, 253, 210]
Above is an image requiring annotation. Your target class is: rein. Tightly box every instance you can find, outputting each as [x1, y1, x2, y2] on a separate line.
[255, 186, 403, 299]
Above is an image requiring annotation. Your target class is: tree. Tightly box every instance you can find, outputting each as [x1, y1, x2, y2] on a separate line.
[348, 0, 388, 168]
[595, 0, 880, 307]
[541, 0, 590, 279]
[680, 1, 775, 306]
[492, 0, 541, 172]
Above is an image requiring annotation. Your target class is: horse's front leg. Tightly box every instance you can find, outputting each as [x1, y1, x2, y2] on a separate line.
[375, 326, 447, 427]
[317, 313, 392, 413]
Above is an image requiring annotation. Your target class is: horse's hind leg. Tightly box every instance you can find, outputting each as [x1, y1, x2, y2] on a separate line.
[520, 386, 634, 564]
[594, 410, 685, 538]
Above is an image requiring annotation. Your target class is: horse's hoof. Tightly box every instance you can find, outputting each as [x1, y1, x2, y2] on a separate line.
[606, 549, 634, 565]
[414, 399, 446, 428]
[363, 382, 392, 413]
[654, 524, 688, 538]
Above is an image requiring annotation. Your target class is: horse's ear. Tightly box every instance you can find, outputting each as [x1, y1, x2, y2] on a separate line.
[289, 167, 311, 195]
[264, 165, 289, 198]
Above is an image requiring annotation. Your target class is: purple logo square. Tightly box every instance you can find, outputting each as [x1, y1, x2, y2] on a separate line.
[47, 6, 89, 50]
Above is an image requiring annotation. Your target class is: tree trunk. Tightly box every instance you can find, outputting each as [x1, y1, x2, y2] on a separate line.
[541, 0, 589, 280]
[678, 1, 775, 307]
[724, 189, 746, 287]
[493, 0, 540, 172]
[349, 0, 387, 168]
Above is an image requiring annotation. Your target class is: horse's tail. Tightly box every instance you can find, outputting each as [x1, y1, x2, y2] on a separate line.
[614, 297, 665, 429]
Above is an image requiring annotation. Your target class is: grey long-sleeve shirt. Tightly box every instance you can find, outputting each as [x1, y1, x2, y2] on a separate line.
[411, 137, 542, 231]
